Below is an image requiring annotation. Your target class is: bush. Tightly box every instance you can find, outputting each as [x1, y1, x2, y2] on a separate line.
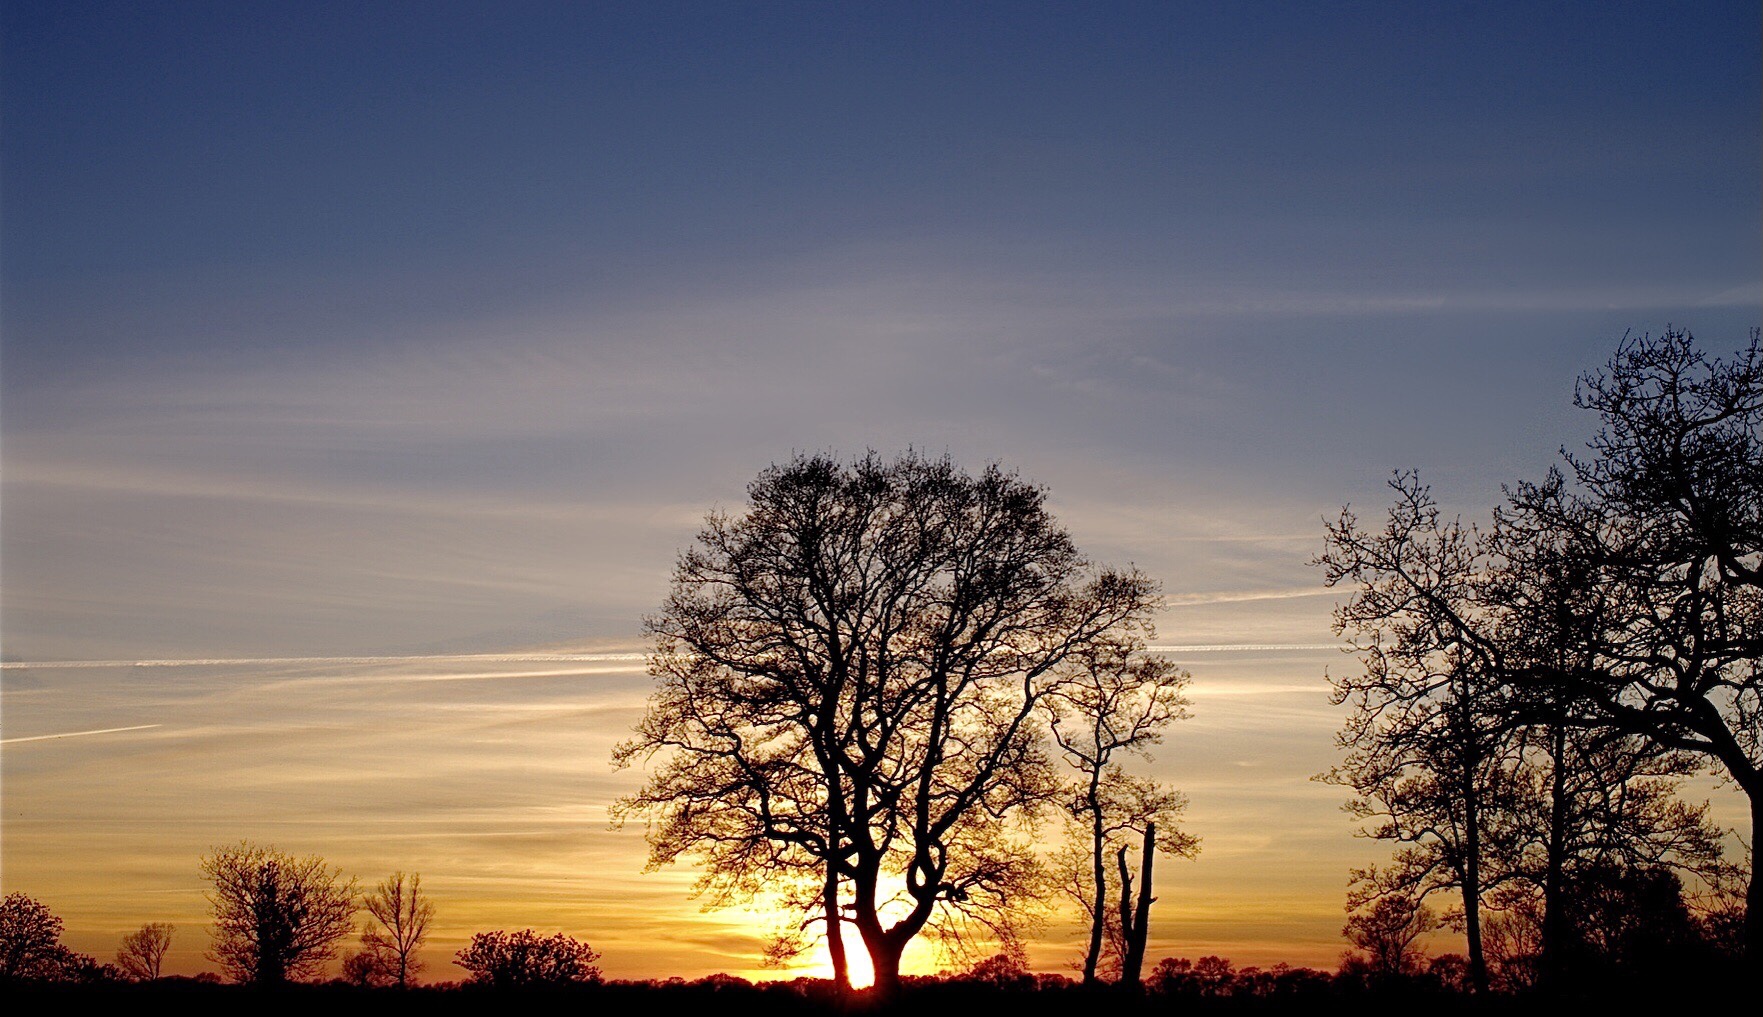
[454, 929, 601, 988]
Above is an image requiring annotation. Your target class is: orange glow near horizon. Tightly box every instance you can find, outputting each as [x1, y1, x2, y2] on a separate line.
[798, 938, 876, 989]
[6, 647, 1752, 983]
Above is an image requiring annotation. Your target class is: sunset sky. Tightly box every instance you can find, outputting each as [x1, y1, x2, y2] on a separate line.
[3, 0, 1759, 983]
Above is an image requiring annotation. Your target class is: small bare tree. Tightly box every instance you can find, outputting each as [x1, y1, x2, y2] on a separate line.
[341, 948, 394, 987]
[361, 871, 434, 988]
[1343, 894, 1438, 979]
[0, 892, 75, 981]
[115, 923, 173, 981]
[1045, 636, 1197, 986]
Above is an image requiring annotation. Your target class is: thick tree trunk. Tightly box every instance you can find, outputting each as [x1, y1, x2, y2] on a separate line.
[867, 934, 905, 1001]
[256, 950, 286, 986]
[1539, 721, 1569, 990]
[852, 861, 923, 1002]
[825, 865, 850, 993]
[1120, 822, 1155, 987]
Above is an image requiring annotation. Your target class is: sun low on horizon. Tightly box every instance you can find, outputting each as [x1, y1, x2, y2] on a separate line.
[0, 637, 1382, 982]
[2, 0, 1758, 993]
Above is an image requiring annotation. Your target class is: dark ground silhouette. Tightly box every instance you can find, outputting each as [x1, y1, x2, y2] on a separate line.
[1, 970, 1751, 1017]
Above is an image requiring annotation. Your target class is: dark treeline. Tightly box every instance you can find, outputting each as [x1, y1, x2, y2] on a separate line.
[0, 965, 1748, 1016]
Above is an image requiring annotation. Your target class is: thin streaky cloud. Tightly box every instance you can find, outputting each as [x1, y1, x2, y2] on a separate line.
[2, 456, 704, 528]
[1, 724, 163, 744]
[1167, 587, 1333, 606]
[1147, 644, 1338, 653]
[1186, 683, 1330, 698]
[1, 648, 1335, 668]
[1161, 534, 1321, 543]
[0, 652, 647, 669]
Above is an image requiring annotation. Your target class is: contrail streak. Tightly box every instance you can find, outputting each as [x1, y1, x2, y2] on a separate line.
[1147, 644, 1338, 653]
[2, 724, 163, 744]
[1166, 587, 1333, 606]
[0, 652, 647, 669]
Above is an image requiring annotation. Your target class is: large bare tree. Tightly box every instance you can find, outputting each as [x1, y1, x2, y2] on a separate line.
[1498, 329, 1762, 961]
[615, 450, 1158, 996]
[1321, 329, 1763, 969]
[200, 842, 357, 985]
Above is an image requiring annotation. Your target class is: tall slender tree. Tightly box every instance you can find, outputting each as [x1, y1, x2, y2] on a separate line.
[1319, 475, 1520, 993]
[1045, 636, 1196, 985]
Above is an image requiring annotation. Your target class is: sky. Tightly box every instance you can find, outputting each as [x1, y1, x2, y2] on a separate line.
[2, 0, 1759, 984]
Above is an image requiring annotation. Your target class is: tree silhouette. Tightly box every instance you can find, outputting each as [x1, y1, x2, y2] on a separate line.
[1323, 474, 1734, 993]
[115, 922, 174, 981]
[1511, 725, 1726, 982]
[1045, 636, 1197, 985]
[454, 930, 601, 987]
[1496, 329, 1763, 962]
[616, 450, 1159, 997]
[1317, 478, 1521, 992]
[1321, 328, 1763, 968]
[340, 948, 392, 986]
[958, 942, 1034, 988]
[1481, 886, 1546, 991]
[200, 841, 357, 985]
[361, 871, 433, 988]
[1343, 894, 1438, 980]
[0, 892, 78, 982]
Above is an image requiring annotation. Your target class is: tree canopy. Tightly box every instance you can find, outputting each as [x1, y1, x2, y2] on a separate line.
[615, 449, 1160, 995]
[200, 842, 357, 985]
[1319, 328, 1761, 978]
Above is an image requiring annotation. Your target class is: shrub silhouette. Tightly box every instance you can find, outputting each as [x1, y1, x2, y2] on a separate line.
[455, 929, 601, 988]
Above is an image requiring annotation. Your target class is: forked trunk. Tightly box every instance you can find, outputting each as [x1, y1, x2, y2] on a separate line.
[1120, 821, 1156, 987]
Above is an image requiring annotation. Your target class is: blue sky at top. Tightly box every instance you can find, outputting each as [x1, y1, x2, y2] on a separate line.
[2, 0, 1758, 658]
